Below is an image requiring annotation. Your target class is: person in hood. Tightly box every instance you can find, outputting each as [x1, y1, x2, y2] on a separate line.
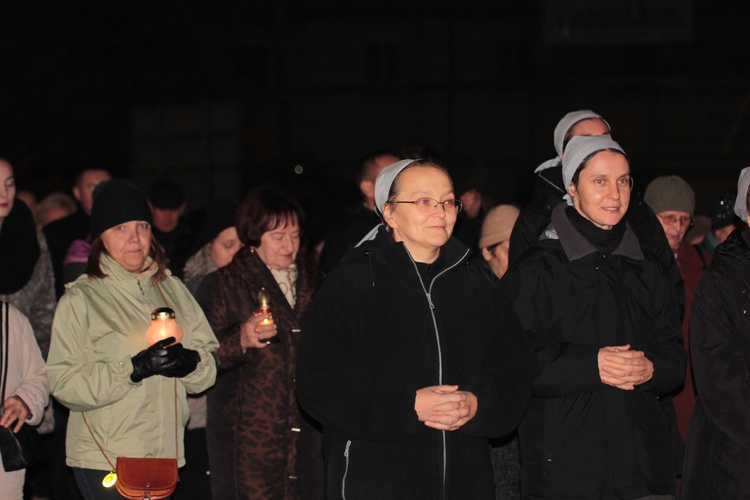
[297, 159, 537, 500]
[500, 136, 686, 499]
[682, 166, 750, 499]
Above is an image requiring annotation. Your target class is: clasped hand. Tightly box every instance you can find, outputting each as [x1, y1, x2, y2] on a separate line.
[598, 344, 654, 391]
[415, 385, 478, 432]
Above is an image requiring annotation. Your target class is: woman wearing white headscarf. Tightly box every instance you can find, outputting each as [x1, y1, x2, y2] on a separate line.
[682, 167, 750, 499]
[297, 159, 537, 500]
[500, 136, 686, 499]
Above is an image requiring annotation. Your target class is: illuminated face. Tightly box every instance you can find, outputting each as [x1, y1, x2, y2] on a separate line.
[101, 220, 152, 273]
[657, 211, 692, 253]
[568, 151, 631, 230]
[256, 219, 300, 270]
[384, 166, 457, 262]
[482, 239, 511, 279]
[0, 160, 15, 221]
[73, 170, 112, 215]
[208, 227, 243, 268]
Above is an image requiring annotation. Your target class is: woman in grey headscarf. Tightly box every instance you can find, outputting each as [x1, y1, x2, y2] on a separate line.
[297, 159, 537, 500]
[682, 167, 750, 499]
[500, 136, 686, 499]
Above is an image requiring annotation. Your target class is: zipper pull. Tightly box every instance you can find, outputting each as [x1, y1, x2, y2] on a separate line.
[426, 293, 435, 309]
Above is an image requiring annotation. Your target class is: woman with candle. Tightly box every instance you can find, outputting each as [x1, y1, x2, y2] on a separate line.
[296, 160, 537, 499]
[500, 136, 686, 499]
[46, 180, 218, 500]
[195, 185, 323, 499]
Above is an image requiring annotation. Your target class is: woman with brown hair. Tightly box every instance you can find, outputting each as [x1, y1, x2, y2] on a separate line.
[196, 185, 323, 500]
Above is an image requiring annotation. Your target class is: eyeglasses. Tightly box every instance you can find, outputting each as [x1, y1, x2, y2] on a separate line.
[657, 214, 693, 227]
[390, 197, 463, 214]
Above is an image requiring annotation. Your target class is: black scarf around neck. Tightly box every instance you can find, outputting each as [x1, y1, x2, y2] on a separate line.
[565, 206, 627, 255]
[0, 200, 40, 294]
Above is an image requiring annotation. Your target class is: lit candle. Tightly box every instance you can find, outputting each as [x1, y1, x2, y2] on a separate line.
[256, 288, 274, 326]
[145, 307, 184, 345]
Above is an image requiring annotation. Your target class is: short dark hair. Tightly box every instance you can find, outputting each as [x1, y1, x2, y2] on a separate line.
[86, 236, 168, 284]
[236, 185, 305, 247]
[356, 149, 400, 185]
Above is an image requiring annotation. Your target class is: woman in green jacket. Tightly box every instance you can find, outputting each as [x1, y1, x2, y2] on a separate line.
[47, 180, 219, 500]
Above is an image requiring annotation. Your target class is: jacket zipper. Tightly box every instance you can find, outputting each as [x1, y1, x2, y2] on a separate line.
[341, 440, 352, 500]
[407, 247, 470, 500]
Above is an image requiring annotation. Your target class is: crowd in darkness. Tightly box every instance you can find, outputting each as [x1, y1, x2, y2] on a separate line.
[1, 108, 750, 500]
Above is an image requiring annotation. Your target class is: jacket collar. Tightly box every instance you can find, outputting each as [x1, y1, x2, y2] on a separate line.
[548, 202, 643, 262]
[372, 225, 471, 269]
[100, 253, 159, 282]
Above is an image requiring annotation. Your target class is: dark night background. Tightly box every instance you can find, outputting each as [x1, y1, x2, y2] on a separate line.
[2, 0, 748, 240]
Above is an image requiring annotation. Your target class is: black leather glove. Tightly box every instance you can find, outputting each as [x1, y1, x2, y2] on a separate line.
[130, 337, 179, 383]
[160, 343, 200, 379]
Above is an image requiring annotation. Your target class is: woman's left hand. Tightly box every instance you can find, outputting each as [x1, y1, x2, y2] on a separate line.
[1, 396, 31, 433]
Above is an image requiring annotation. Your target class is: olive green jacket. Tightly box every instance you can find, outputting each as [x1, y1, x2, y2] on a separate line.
[47, 254, 218, 470]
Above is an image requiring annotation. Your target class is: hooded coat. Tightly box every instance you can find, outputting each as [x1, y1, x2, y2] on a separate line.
[196, 245, 323, 500]
[500, 203, 686, 499]
[296, 227, 537, 500]
[682, 228, 750, 499]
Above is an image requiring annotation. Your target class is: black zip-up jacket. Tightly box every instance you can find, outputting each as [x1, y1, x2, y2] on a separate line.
[683, 228, 750, 499]
[501, 204, 686, 499]
[297, 227, 538, 500]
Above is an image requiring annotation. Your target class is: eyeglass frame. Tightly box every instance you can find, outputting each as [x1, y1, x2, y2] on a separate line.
[389, 197, 464, 214]
[657, 213, 693, 227]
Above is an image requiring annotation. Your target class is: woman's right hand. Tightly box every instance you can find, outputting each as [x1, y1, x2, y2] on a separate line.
[240, 313, 278, 350]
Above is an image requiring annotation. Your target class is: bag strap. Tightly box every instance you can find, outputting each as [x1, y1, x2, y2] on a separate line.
[83, 281, 179, 467]
[1, 301, 8, 404]
[83, 380, 178, 468]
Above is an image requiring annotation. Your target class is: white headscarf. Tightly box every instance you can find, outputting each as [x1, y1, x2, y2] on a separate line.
[357, 159, 418, 246]
[734, 166, 750, 223]
[534, 110, 610, 173]
[562, 135, 626, 204]
[553, 110, 610, 158]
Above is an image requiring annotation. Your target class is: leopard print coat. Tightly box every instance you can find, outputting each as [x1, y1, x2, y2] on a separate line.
[196, 245, 323, 499]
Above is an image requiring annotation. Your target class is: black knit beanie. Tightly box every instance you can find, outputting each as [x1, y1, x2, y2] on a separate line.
[90, 180, 153, 239]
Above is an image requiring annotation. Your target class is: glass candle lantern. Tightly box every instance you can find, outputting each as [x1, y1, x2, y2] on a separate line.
[256, 288, 274, 326]
[145, 307, 184, 345]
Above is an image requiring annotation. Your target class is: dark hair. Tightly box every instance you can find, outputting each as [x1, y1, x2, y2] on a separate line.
[74, 167, 112, 188]
[356, 149, 400, 185]
[570, 148, 629, 188]
[561, 118, 610, 154]
[85, 235, 168, 284]
[236, 185, 305, 247]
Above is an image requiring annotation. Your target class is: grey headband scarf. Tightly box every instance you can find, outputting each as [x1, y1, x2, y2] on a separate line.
[535, 110, 610, 173]
[356, 158, 418, 246]
[734, 166, 750, 222]
[561, 135, 626, 205]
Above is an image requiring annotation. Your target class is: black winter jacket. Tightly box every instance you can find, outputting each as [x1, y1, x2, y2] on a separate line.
[682, 228, 750, 499]
[508, 165, 685, 319]
[500, 203, 686, 500]
[297, 227, 538, 500]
